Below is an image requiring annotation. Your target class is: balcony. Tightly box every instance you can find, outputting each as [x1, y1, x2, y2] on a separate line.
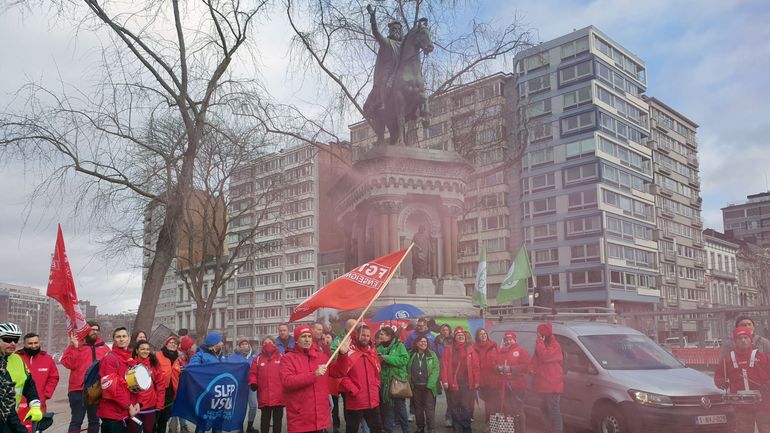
[692, 215, 703, 227]
[646, 139, 669, 155]
[687, 155, 699, 168]
[654, 163, 672, 176]
[685, 135, 698, 149]
[659, 206, 675, 219]
[690, 196, 702, 208]
[710, 269, 737, 281]
[694, 258, 706, 268]
[688, 174, 701, 186]
[656, 185, 674, 197]
[662, 250, 676, 262]
[693, 237, 704, 247]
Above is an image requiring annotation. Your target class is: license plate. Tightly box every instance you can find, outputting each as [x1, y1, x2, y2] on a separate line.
[695, 415, 727, 425]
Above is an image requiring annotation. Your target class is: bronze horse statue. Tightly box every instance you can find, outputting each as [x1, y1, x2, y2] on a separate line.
[364, 21, 434, 146]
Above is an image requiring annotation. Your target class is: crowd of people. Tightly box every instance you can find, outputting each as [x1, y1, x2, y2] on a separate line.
[0, 317, 566, 433]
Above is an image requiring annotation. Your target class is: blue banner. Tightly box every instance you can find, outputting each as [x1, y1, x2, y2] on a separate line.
[172, 362, 250, 431]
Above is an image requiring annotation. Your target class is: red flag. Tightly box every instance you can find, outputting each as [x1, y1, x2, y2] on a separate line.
[290, 248, 410, 322]
[46, 224, 90, 340]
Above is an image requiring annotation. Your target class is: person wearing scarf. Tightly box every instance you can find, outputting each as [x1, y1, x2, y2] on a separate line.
[249, 337, 285, 433]
[331, 325, 384, 433]
[531, 323, 563, 433]
[228, 337, 258, 433]
[280, 325, 332, 433]
[408, 335, 440, 433]
[377, 327, 409, 433]
[15, 332, 59, 431]
[495, 331, 530, 432]
[97, 327, 140, 433]
[472, 328, 499, 424]
[155, 336, 182, 433]
[129, 340, 165, 433]
[715, 326, 770, 433]
[440, 327, 479, 433]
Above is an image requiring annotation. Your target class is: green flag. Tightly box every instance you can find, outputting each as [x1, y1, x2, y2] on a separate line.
[496, 246, 532, 304]
[472, 246, 487, 308]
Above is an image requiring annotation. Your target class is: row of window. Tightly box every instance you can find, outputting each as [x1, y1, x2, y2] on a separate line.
[655, 174, 698, 200]
[651, 107, 695, 141]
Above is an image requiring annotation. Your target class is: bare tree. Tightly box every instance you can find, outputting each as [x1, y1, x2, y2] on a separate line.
[0, 0, 267, 332]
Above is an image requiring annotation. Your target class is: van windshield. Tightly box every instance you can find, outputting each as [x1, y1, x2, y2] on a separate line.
[579, 334, 684, 370]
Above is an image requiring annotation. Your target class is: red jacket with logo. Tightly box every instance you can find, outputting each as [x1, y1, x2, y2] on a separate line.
[96, 347, 137, 421]
[133, 356, 166, 411]
[61, 338, 110, 391]
[495, 344, 531, 390]
[330, 343, 381, 410]
[280, 347, 331, 433]
[472, 341, 499, 388]
[440, 343, 480, 390]
[715, 348, 770, 395]
[249, 349, 285, 408]
[16, 350, 59, 410]
[531, 338, 564, 393]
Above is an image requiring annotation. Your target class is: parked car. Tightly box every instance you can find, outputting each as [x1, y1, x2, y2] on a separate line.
[662, 336, 697, 348]
[490, 321, 734, 433]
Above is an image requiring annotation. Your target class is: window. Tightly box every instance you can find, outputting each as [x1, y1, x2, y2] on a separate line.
[570, 243, 600, 263]
[561, 36, 589, 59]
[524, 53, 549, 71]
[483, 237, 508, 253]
[569, 269, 603, 287]
[527, 148, 554, 168]
[599, 112, 645, 145]
[559, 60, 592, 86]
[529, 172, 556, 192]
[530, 223, 557, 241]
[564, 163, 597, 186]
[568, 189, 598, 210]
[427, 122, 447, 138]
[602, 163, 648, 193]
[565, 137, 595, 159]
[530, 122, 554, 142]
[534, 248, 559, 266]
[459, 240, 479, 257]
[459, 219, 478, 234]
[603, 190, 653, 221]
[536, 273, 560, 288]
[482, 215, 508, 231]
[523, 74, 551, 96]
[598, 137, 651, 175]
[477, 127, 502, 144]
[526, 98, 552, 118]
[566, 215, 601, 237]
[531, 197, 557, 216]
[561, 111, 595, 135]
[563, 86, 592, 110]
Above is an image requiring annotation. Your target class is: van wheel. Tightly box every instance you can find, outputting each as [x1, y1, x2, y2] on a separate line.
[594, 404, 626, 433]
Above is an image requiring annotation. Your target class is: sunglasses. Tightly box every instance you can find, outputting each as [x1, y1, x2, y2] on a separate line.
[1, 337, 19, 344]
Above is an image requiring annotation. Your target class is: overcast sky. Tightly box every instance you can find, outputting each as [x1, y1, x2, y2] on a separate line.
[1, 0, 768, 313]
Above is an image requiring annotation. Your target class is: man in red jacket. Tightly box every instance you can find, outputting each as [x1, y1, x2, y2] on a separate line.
[98, 327, 140, 433]
[715, 325, 770, 433]
[16, 332, 59, 432]
[280, 325, 332, 433]
[61, 321, 111, 433]
[531, 323, 563, 433]
[331, 325, 384, 433]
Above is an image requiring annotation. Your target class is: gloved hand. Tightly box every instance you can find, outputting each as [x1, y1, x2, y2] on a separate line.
[24, 403, 43, 422]
[250, 383, 257, 391]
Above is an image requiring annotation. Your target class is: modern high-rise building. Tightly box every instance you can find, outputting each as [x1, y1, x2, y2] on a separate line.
[645, 97, 706, 338]
[722, 192, 770, 248]
[512, 26, 660, 313]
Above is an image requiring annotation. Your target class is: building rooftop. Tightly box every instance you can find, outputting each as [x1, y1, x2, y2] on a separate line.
[722, 191, 770, 209]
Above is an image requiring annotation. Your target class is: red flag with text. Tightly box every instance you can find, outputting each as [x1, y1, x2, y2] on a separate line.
[46, 225, 90, 340]
[290, 248, 409, 322]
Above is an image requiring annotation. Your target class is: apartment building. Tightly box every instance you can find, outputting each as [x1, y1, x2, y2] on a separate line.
[723, 192, 770, 248]
[512, 26, 660, 312]
[703, 229, 740, 307]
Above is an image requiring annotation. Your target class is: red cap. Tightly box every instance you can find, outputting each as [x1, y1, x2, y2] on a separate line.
[164, 335, 180, 347]
[453, 326, 465, 336]
[734, 326, 753, 340]
[504, 331, 517, 340]
[179, 336, 194, 351]
[537, 323, 553, 337]
[294, 325, 312, 341]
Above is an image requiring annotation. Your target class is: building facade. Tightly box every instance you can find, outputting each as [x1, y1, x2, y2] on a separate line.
[512, 26, 659, 313]
[703, 229, 740, 308]
[723, 192, 770, 248]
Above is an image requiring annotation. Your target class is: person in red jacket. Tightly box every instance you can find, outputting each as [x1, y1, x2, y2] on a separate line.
[331, 325, 384, 433]
[61, 320, 111, 433]
[531, 323, 563, 433]
[440, 327, 479, 433]
[98, 327, 140, 433]
[130, 340, 166, 433]
[249, 336, 285, 433]
[280, 325, 332, 433]
[495, 331, 530, 432]
[472, 327, 498, 424]
[155, 336, 183, 433]
[16, 332, 59, 433]
[715, 326, 770, 433]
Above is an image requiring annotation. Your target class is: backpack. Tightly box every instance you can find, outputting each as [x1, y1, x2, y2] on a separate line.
[82, 352, 119, 406]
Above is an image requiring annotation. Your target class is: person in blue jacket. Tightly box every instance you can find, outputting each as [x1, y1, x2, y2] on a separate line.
[188, 332, 224, 365]
[227, 337, 258, 433]
[274, 324, 295, 355]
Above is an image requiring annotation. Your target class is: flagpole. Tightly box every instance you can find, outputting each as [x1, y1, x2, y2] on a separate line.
[324, 242, 415, 368]
[528, 244, 537, 312]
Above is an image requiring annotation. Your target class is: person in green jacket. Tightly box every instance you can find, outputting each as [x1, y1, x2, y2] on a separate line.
[408, 336, 440, 433]
[377, 327, 409, 433]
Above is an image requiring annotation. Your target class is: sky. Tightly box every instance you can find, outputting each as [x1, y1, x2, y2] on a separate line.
[1, 0, 768, 313]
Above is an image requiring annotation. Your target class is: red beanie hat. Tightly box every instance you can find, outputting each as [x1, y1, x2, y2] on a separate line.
[504, 331, 517, 340]
[734, 325, 753, 340]
[537, 323, 553, 337]
[164, 335, 180, 347]
[180, 336, 194, 352]
[294, 325, 312, 341]
[453, 326, 465, 336]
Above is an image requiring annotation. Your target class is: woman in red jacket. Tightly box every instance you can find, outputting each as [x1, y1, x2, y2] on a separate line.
[531, 323, 563, 433]
[440, 327, 479, 433]
[280, 325, 332, 433]
[472, 327, 498, 424]
[249, 336, 286, 433]
[130, 340, 166, 433]
[495, 331, 530, 432]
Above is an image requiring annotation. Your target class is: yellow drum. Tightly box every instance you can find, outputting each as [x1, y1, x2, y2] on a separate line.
[125, 364, 152, 393]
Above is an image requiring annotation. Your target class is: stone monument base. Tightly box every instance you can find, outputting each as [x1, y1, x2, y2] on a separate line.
[372, 277, 476, 318]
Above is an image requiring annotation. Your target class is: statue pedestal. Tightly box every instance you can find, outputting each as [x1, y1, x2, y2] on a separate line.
[439, 278, 466, 296]
[413, 278, 435, 296]
[384, 277, 409, 297]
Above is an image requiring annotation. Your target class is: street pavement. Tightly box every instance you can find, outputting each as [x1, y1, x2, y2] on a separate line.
[44, 368, 550, 433]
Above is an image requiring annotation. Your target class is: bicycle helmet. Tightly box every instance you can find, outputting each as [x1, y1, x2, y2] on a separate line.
[0, 322, 22, 338]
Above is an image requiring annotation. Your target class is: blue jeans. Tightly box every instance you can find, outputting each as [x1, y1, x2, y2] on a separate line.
[247, 390, 258, 425]
[68, 391, 100, 433]
[539, 393, 563, 433]
[380, 398, 408, 433]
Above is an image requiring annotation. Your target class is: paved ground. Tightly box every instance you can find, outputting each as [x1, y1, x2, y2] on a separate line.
[44, 369, 549, 433]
